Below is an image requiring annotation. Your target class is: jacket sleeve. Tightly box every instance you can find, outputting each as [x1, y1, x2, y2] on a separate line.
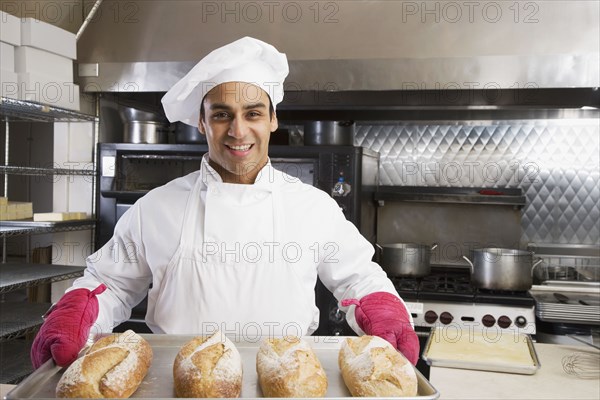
[68, 202, 153, 334]
[316, 196, 413, 335]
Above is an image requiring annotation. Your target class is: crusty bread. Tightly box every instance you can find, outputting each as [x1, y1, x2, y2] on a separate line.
[338, 335, 418, 397]
[56, 330, 153, 398]
[256, 336, 327, 398]
[173, 331, 243, 398]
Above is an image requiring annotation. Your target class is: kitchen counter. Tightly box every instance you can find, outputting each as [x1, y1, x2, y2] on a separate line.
[2, 344, 597, 399]
[430, 343, 599, 399]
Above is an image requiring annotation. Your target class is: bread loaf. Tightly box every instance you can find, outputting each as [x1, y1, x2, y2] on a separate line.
[56, 330, 153, 398]
[173, 331, 243, 398]
[338, 335, 418, 397]
[256, 336, 327, 398]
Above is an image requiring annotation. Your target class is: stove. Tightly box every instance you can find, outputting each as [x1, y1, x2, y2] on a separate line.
[392, 267, 536, 335]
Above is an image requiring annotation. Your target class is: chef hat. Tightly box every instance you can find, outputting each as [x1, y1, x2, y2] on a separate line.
[161, 36, 289, 127]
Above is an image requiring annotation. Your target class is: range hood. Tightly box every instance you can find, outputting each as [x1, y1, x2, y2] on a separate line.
[76, 0, 599, 113]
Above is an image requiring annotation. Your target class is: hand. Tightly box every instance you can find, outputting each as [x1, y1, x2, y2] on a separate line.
[30, 284, 106, 369]
[342, 291, 420, 365]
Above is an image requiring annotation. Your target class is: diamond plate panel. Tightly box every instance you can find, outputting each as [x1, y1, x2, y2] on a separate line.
[354, 120, 600, 245]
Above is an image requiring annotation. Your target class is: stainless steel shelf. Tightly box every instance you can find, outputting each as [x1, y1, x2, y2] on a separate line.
[0, 302, 49, 342]
[0, 339, 34, 384]
[0, 97, 97, 122]
[0, 263, 85, 294]
[0, 219, 96, 237]
[375, 186, 526, 207]
[0, 165, 95, 177]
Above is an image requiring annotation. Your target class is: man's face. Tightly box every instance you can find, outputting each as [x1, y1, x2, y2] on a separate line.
[199, 82, 278, 184]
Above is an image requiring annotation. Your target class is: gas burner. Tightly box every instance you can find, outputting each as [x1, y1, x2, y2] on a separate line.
[391, 266, 535, 308]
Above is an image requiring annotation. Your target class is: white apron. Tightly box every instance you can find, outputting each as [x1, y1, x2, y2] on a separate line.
[147, 172, 318, 337]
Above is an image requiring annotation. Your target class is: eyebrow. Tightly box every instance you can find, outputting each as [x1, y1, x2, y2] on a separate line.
[209, 102, 267, 111]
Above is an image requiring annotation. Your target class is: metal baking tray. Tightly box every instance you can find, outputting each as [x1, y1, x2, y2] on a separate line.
[7, 334, 439, 399]
[422, 327, 541, 375]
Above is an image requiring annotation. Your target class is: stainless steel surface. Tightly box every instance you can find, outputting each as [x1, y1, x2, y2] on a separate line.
[379, 243, 434, 277]
[0, 264, 84, 294]
[466, 248, 540, 291]
[355, 119, 600, 246]
[303, 121, 354, 146]
[566, 335, 600, 350]
[405, 301, 536, 335]
[376, 202, 522, 266]
[7, 334, 440, 399]
[422, 328, 541, 375]
[124, 121, 169, 144]
[76, 1, 599, 90]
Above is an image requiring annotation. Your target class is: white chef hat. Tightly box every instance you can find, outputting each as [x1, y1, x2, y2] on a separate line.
[161, 36, 289, 127]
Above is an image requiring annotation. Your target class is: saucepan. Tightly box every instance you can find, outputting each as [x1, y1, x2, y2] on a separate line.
[463, 248, 543, 291]
[376, 242, 438, 277]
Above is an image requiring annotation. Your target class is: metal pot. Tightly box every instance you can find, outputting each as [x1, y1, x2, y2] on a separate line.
[124, 121, 169, 144]
[303, 121, 354, 145]
[174, 122, 207, 144]
[463, 248, 543, 291]
[377, 242, 438, 277]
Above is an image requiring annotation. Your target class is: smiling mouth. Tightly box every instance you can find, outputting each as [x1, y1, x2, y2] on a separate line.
[226, 144, 253, 151]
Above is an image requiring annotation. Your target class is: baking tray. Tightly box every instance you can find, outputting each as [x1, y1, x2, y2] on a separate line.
[422, 327, 541, 375]
[7, 334, 439, 399]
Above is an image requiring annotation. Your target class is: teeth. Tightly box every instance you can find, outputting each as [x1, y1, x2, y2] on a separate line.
[229, 144, 251, 151]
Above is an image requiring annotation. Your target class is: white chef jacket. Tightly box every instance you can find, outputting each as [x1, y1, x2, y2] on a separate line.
[73, 154, 408, 337]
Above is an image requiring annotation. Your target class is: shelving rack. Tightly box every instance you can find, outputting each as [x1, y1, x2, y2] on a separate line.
[0, 96, 98, 384]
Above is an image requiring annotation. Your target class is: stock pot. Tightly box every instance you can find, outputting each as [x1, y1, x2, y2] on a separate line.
[463, 248, 543, 291]
[377, 243, 437, 277]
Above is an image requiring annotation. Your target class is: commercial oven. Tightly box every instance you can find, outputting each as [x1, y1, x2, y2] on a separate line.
[96, 143, 379, 336]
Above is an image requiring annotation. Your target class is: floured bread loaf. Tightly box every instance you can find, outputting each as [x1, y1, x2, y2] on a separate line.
[338, 335, 418, 397]
[56, 330, 153, 398]
[256, 336, 327, 398]
[173, 331, 243, 398]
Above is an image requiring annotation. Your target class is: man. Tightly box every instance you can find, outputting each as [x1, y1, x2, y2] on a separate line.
[31, 37, 419, 369]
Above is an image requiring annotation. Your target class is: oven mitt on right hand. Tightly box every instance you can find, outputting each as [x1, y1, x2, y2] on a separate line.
[342, 291, 420, 365]
[30, 284, 106, 369]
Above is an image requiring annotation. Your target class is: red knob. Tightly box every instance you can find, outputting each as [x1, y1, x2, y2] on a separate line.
[498, 315, 512, 329]
[482, 314, 496, 327]
[424, 311, 438, 324]
[440, 312, 453, 325]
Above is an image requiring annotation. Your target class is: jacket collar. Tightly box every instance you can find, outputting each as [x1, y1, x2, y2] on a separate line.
[199, 153, 282, 188]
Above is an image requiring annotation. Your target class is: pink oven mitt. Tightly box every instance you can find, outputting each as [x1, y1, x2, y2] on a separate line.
[30, 284, 107, 369]
[342, 291, 420, 365]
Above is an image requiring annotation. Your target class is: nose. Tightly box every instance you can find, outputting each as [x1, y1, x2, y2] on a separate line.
[228, 117, 247, 139]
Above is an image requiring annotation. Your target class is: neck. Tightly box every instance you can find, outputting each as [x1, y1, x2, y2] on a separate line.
[208, 158, 267, 184]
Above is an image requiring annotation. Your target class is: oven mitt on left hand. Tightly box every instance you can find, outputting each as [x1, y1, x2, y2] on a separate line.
[342, 291, 420, 365]
[30, 284, 107, 369]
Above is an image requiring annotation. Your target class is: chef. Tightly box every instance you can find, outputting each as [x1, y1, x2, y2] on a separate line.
[30, 37, 419, 369]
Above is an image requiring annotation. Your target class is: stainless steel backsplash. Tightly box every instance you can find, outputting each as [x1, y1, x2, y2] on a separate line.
[352, 119, 599, 246]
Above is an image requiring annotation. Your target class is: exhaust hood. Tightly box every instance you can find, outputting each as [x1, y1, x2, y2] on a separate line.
[76, 0, 599, 113]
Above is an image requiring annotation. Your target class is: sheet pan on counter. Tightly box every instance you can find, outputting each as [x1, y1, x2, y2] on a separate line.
[422, 327, 541, 375]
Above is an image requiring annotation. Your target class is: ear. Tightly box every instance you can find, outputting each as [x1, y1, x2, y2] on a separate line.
[270, 112, 279, 133]
[198, 118, 206, 135]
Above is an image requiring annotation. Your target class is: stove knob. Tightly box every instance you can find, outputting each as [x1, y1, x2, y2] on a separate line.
[515, 316, 527, 328]
[440, 312, 453, 325]
[329, 308, 345, 323]
[482, 314, 496, 327]
[424, 311, 438, 324]
[498, 315, 512, 329]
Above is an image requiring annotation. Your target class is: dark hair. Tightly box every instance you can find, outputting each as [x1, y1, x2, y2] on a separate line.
[199, 94, 275, 122]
